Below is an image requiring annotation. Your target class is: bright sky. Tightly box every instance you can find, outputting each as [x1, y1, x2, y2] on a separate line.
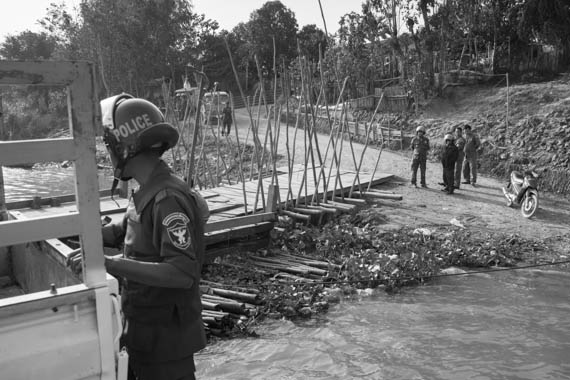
[193, 0, 364, 33]
[0, 0, 364, 41]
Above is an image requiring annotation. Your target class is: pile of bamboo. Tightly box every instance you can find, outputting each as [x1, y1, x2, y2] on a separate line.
[249, 253, 342, 283]
[200, 281, 261, 337]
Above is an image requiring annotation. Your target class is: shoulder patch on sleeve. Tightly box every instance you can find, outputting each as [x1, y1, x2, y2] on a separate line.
[163, 212, 191, 250]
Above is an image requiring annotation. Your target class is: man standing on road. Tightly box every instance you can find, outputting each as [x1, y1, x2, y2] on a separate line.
[462, 124, 481, 186]
[410, 125, 430, 188]
[100, 94, 207, 380]
[441, 133, 459, 194]
[221, 102, 232, 136]
[454, 126, 466, 189]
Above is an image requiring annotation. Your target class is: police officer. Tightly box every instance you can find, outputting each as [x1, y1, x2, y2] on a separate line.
[462, 124, 481, 186]
[100, 94, 207, 380]
[410, 125, 430, 188]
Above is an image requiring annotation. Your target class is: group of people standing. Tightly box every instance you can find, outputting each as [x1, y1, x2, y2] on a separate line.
[410, 123, 481, 194]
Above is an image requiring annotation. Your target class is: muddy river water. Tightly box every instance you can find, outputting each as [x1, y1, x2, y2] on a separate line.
[196, 269, 570, 380]
[3, 167, 569, 379]
[1, 166, 113, 202]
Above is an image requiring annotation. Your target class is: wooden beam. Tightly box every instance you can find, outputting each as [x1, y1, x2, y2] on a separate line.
[0, 61, 82, 86]
[205, 222, 274, 245]
[280, 210, 310, 222]
[0, 138, 76, 166]
[0, 213, 82, 247]
[204, 212, 276, 233]
[338, 197, 367, 206]
[292, 207, 323, 216]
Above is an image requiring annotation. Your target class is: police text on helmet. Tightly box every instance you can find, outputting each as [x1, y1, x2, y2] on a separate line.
[112, 114, 153, 141]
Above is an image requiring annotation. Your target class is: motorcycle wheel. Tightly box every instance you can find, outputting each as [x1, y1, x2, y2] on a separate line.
[520, 191, 539, 218]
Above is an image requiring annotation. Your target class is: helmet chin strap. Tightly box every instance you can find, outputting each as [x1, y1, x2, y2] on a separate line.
[110, 163, 126, 198]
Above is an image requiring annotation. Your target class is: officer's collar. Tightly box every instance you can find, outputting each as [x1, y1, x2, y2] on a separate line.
[132, 160, 172, 213]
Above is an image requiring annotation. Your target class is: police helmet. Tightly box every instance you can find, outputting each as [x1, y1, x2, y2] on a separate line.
[416, 125, 426, 133]
[100, 94, 179, 181]
[444, 133, 455, 142]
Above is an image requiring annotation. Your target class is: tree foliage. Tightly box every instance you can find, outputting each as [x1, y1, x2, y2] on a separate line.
[246, 1, 298, 71]
[0, 31, 58, 60]
[2, 0, 570, 113]
[297, 24, 328, 63]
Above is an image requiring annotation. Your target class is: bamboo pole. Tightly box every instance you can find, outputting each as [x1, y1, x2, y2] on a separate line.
[223, 37, 260, 214]
[311, 72, 349, 205]
[330, 102, 350, 202]
[367, 144, 384, 191]
[506, 72, 510, 140]
[229, 91, 247, 185]
[349, 94, 384, 197]
[186, 66, 207, 188]
[252, 55, 279, 213]
[293, 57, 310, 208]
[270, 37, 282, 207]
[299, 53, 325, 195]
[204, 117, 233, 186]
[285, 81, 304, 207]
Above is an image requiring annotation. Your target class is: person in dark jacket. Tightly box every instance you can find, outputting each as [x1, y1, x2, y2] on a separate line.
[221, 102, 232, 136]
[100, 94, 207, 380]
[441, 133, 459, 194]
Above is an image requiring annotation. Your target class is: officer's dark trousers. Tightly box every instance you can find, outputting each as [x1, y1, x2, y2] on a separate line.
[411, 157, 427, 185]
[443, 167, 455, 193]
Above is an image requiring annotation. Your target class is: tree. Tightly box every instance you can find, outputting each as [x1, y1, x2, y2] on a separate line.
[297, 24, 328, 63]
[361, 0, 407, 78]
[0, 31, 58, 60]
[0, 31, 62, 115]
[246, 1, 299, 72]
[517, 0, 570, 46]
[40, 0, 218, 96]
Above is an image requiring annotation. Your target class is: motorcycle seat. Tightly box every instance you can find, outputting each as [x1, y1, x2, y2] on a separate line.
[511, 171, 524, 184]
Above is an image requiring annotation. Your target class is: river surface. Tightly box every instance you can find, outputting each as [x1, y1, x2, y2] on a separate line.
[196, 269, 570, 380]
[1, 166, 114, 203]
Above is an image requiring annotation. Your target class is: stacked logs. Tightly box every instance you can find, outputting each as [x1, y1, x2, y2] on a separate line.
[200, 281, 261, 337]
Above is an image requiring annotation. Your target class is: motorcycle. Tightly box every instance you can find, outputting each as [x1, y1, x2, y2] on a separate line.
[502, 169, 540, 218]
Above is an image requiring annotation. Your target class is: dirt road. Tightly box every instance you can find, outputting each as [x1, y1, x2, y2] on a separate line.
[231, 108, 570, 252]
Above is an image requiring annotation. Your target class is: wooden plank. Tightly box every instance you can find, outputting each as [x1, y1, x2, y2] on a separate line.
[361, 192, 403, 200]
[205, 222, 274, 245]
[281, 210, 310, 222]
[207, 202, 244, 214]
[0, 139, 77, 166]
[0, 213, 82, 246]
[68, 62, 108, 287]
[0, 284, 94, 317]
[0, 60, 82, 86]
[204, 212, 276, 233]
